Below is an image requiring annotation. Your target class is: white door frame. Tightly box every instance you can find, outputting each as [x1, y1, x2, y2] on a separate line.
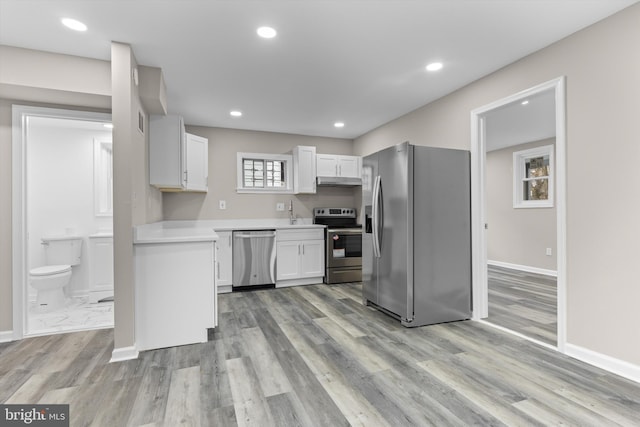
[470, 77, 567, 352]
[11, 105, 112, 340]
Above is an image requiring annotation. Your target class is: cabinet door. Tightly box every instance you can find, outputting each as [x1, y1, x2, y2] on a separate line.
[316, 154, 338, 177]
[149, 114, 186, 189]
[185, 133, 208, 191]
[337, 156, 361, 178]
[276, 241, 301, 280]
[294, 146, 316, 194]
[216, 231, 233, 287]
[300, 240, 325, 278]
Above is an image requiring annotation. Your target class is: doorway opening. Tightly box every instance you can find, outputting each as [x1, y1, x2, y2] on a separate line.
[12, 106, 114, 338]
[470, 77, 567, 352]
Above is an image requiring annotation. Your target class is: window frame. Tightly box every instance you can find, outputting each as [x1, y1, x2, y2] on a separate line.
[513, 144, 554, 209]
[236, 152, 293, 193]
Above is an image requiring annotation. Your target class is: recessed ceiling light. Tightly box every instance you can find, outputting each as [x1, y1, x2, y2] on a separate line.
[61, 18, 87, 32]
[103, 123, 114, 129]
[425, 62, 443, 72]
[257, 26, 277, 39]
[521, 100, 530, 105]
[334, 122, 345, 128]
[230, 110, 242, 117]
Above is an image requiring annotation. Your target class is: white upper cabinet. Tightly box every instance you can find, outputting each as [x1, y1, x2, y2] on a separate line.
[149, 114, 208, 192]
[293, 145, 316, 194]
[316, 154, 361, 179]
[185, 133, 208, 192]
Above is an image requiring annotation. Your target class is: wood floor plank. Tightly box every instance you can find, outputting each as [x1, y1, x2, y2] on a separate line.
[241, 327, 292, 397]
[278, 321, 390, 427]
[226, 357, 274, 427]
[2, 283, 639, 427]
[164, 366, 201, 427]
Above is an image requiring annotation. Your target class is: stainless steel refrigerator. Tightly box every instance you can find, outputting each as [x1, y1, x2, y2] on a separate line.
[362, 142, 471, 327]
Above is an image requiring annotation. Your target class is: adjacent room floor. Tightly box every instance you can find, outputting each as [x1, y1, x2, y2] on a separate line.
[27, 297, 114, 336]
[2, 283, 638, 426]
[486, 265, 557, 346]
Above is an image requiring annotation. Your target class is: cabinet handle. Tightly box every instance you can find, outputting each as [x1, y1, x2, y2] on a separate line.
[298, 244, 301, 255]
[217, 261, 220, 279]
[302, 244, 305, 255]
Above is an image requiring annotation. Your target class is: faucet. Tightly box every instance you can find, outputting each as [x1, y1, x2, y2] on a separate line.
[288, 200, 297, 225]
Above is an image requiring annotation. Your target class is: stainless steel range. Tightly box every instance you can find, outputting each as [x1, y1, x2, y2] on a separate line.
[313, 208, 362, 284]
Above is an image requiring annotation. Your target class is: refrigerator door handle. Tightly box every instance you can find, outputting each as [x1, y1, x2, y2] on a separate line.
[372, 175, 382, 258]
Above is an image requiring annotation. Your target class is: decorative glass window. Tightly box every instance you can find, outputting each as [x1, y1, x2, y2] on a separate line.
[237, 152, 293, 193]
[513, 145, 554, 208]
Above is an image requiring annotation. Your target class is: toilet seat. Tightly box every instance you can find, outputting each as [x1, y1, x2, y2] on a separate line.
[30, 265, 71, 276]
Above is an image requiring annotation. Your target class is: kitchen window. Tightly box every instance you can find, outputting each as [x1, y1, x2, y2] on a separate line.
[513, 145, 554, 208]
[237, 152, 293, 193]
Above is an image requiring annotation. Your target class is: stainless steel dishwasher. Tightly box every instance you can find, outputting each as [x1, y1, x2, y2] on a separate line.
[232, 230, 277, 289]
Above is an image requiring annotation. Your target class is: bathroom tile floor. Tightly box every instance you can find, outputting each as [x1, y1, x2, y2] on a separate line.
[26, 297, 114, 336]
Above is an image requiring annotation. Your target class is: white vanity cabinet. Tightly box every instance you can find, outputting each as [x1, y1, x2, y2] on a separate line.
[293, 145, 316, 194]
[88, 234, 114, 303]
[215, 231, 233, 293]
[149, 114, 208, 192]
[316, 154, 361, 179]
[276, 228, 325, 287]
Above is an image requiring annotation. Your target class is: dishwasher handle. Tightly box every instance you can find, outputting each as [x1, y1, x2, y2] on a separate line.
[234, 231, 276, 239]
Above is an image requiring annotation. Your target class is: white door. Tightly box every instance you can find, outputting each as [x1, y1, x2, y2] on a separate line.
[185, 133, 208, 191]
[337, 156, 360, 178]
[316, 154, 338, 177]
[276, 241, 301, 280]
[299, 240, 325, 278]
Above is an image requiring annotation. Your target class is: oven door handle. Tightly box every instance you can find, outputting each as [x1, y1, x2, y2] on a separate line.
[372, 175, 382, 258]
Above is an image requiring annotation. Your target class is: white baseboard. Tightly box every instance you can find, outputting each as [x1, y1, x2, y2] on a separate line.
[110, 345, 139, 363]
[0, 330, 14, 343]
[217, 285, 232, 294]
[565, 343, 640, 384]
[488, 260, 557, 277]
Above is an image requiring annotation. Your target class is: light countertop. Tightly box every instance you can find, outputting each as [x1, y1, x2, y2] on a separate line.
[134, 219, 325, 244]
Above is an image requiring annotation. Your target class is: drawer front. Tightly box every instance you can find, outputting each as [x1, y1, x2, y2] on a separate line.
[276, 228, 324, 241]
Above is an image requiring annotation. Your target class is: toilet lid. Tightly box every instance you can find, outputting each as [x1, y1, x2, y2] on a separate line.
[30, 265, 71, 276]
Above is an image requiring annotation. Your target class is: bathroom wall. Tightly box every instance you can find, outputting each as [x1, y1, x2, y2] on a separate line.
[27, 117, 112, 298]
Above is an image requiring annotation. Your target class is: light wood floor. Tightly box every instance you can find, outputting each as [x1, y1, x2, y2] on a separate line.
[487, 265, 557, 346]
[2, 283, 639, 426]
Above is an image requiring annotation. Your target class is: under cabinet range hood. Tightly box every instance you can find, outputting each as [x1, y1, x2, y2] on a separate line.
[316, 176, 362, 186]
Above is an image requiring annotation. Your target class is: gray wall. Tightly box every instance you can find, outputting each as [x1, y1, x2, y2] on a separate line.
[486, 139, 557, 271]
[355, 4, 640, 365]
[163, 126, 357, 221]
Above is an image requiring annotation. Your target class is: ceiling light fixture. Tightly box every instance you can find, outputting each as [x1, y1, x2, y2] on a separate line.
[230, 110, 242, 117]
[425, 62, 443, 72]
[334, 122, 345, 128]
[521, 100, 530, 105]
[61, 18, 87, 32]
[257, 26, 277, 39]
[103, 123, 114, 129]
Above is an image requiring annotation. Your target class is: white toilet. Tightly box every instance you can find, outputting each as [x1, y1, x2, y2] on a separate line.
[30, 235, 83, 312]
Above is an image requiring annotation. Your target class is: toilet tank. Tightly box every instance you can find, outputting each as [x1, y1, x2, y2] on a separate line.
[42, 236, 83, 266]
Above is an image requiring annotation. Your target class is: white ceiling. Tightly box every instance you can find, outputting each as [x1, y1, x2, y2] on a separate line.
[0, 0, 637, 139]
[485, 89, 556, 152]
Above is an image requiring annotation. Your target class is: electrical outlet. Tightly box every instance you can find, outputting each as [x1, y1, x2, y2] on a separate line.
[276, 202, 285, 211]
[546, 248, 552, 256]
[219, 200, 226, 210]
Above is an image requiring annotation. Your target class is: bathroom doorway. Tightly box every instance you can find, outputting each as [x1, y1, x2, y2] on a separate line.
[12, 106, 114, 337]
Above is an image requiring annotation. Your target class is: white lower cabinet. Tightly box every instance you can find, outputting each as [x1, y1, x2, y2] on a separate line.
[135, 240, 216, 351]
[276, 228, 325, 287]
[215, 231, 233, 293]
